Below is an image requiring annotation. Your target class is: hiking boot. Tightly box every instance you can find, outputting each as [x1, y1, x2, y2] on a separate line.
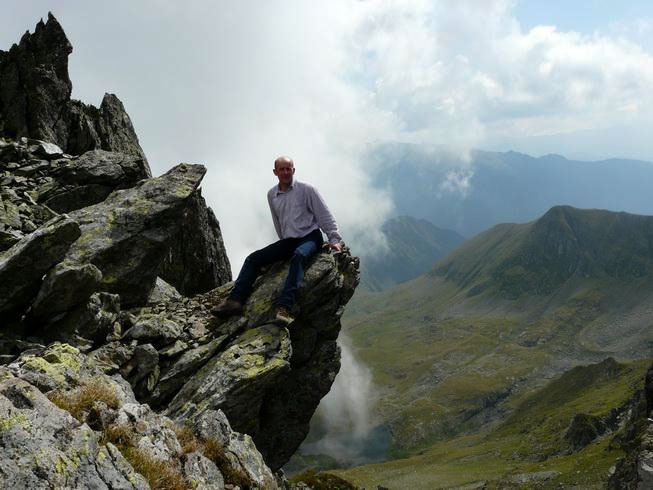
[275, 306, 295, 326]
[211, 299, 243, 317]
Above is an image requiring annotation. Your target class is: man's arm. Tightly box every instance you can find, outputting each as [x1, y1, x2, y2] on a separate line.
[306, 185, 343, 250]
[268, 192, 283, 239]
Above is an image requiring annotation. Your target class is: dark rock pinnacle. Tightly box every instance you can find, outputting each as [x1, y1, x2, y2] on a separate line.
[0, 13, 152, 176]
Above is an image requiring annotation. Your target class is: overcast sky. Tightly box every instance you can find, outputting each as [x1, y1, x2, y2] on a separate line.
[3, 1, 653, 271]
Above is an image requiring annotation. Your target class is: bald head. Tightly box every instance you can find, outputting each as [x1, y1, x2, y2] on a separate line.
[274, 155, 294, 170]
[273, 155, 295, 189]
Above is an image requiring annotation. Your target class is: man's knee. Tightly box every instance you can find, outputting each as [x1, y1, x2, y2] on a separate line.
[291, 249, 308, 263]
[292, 245, 316, 264]
[245, 250, 264, 267]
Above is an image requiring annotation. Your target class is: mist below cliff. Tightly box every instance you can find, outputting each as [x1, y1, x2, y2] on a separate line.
[289, 335, 391, 472]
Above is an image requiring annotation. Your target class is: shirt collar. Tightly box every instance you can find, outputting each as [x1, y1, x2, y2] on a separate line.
[275, 178, 296, 196]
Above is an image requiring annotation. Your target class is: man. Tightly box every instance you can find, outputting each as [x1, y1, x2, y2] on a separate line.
[212, 156, 343, 325]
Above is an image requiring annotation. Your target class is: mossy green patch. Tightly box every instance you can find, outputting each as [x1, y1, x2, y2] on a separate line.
[0, 412, 31, 433]
[22, 356, 66, 384]
[43, 343, 82, 373]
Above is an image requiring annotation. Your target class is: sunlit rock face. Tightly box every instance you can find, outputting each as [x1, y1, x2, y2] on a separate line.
[0, 14, 360, 484]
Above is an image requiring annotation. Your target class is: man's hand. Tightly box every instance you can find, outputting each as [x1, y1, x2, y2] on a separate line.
[327, 242, 342, 253]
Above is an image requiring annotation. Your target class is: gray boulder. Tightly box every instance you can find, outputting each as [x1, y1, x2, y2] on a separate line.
[42, 149, 150, 213]
[31, 140, 64, 159]
[41, 163, 206, 307]
[147, 277, 182, 305]
[31, 261, 103, 319]
[123, 315, 183, 346]
[7, 342, 87, 393]
[0, 215, 80, 316]
[160, 189, 232, 295]
[193, 409, 279, 489]
[0, 14, 151, 174]
[0, 375, 149, 490]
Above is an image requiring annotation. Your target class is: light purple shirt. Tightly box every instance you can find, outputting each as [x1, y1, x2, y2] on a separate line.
[267, 179, 343, 245]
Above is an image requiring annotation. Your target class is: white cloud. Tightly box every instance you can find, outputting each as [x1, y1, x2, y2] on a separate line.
[345, 0, 653, 142]
[438, 169, 474, 198]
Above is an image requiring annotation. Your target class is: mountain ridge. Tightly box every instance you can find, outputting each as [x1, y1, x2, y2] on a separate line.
[370, 142, 653, 238]
[432, 205, 653, 299]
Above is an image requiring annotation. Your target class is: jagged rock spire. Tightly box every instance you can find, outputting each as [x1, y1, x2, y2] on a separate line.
[0, 13, 151, 176]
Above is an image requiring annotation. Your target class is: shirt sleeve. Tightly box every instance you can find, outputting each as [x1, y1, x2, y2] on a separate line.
[268, 191, 283, 239]
[306, 185, 343, 244]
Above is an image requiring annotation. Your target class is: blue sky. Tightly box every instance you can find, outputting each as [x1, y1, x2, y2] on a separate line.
[516, 0, 653, 34]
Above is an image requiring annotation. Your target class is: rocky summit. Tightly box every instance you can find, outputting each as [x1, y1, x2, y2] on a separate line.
[0, 15, 360, 489]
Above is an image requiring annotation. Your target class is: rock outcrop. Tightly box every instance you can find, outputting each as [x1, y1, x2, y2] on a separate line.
[0, 13, 151, 174]
[0, 14, 360, 488]
[0, 12, 232, 293]
[79, 249, 357, 472]
[159, 189, 232, 296]
[40, 162, 208, 309]
[0, 214, 79, 316]
[1, 343, 284, 489]
[0, 138, 148, 251]
[608, 362, 653, 489]
[0, 135, 231, 296]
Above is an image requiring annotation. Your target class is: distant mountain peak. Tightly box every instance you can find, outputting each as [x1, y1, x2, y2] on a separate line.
[434, 205, 653, 298]
[538, 153, 568, 161]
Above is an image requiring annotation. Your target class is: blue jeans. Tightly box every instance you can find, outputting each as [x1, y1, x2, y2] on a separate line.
[229, 228, 323, 309]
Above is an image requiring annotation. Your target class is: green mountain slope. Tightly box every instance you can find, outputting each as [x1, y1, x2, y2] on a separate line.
[334, 358, 651, 489]
[360, 216, 465, 291]
[343, 206, 653, 456]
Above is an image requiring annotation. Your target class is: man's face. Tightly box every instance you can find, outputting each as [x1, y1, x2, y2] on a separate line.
[273, 159, 295, 186]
